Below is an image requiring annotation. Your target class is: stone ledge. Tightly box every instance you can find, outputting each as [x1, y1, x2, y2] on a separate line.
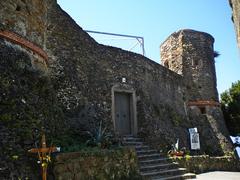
[187, 100, 220, 107]
[173, 155, 240, 174]
[0, 30, 48, 62]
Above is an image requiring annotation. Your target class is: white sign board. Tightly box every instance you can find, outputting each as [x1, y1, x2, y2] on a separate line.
[188, 127, 198, 134]
[236, 147, 240, 159]
[190, 132, 200, 150]
[230, 136, 240, 145]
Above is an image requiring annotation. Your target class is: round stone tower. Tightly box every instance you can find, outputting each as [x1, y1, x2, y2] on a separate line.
[161, 29, 232, 155]
[0, 0, 56, 47]
[160, 29, 218, 103]
[0, 0, 57, 73]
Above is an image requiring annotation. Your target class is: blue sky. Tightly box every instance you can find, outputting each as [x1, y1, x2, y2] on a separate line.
[58, 0, 240, 96]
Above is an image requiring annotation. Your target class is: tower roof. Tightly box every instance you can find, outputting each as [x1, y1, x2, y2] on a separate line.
[161, 29, 214, 47]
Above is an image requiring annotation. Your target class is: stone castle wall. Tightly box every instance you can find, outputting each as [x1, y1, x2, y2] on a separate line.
[46, 3, 188, 148]
[229, 0, 240, 48]
[0, 1, 62, 179]
[0, 0, 233, 179]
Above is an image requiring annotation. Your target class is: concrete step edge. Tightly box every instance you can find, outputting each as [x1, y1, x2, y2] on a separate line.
[140, 162, 178, 170]
[123, 137, 143, 141]
[135, 145, 149, 149]
[138, 153, 163, 158]
[139, 157, 170, 163]
[123, 142, 143, 145]
[152, 173, 196, 180]
[140, 168, 186, 177]
[136, 149, 158, 154]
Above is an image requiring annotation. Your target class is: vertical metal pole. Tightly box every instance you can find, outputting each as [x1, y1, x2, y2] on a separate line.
[136, 37, 145, 56]
[43, 166, 47, 180]
[142, 38, 145, 56]
[41, 134, 47, 180]
[42, 134, 46, 148]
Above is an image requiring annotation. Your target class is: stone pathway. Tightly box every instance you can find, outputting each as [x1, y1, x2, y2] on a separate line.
[192, 171, 240, 180]
[123, 135, 196, 180]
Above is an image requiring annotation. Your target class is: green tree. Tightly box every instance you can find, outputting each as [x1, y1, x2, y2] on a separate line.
[221, 80, 240, 135]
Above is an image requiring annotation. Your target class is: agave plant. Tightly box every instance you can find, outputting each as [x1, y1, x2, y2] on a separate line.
[86, 120, 112, 148]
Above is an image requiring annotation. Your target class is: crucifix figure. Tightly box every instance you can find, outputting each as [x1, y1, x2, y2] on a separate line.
[28, 134, 59, 180]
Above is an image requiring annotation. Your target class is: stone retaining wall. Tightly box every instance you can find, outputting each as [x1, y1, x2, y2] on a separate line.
[174, 155, 240, 174]
[53, 148, 141, 180]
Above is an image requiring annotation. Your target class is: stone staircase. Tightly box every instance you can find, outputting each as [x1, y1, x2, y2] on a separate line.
[122, 135, 196, 180]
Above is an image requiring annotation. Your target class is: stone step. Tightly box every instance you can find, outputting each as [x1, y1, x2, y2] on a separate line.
[123, 141, 143, 146]
[152, 173, 196, 180]
[136, 149, 159, 155]
[139, 157, 170, 166]
[122, 135, 134, 139]
[123, 137, 143, 142]
[121, 136, 195, 179]
[140, 168, 186, 178]
[140, 162, 178, 172]
[138, 153, 163, 160]
[135, 145, 150, 150]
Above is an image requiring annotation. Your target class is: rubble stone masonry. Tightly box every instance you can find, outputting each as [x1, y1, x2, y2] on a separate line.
[229, 0, 240, 48]
[0, 0, 233, 178]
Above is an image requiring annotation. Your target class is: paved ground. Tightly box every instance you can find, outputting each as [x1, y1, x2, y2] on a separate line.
[193, 171, 240, 180]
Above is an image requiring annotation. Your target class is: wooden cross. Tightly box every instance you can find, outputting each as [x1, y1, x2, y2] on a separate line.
[28, 134, 58, 180]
